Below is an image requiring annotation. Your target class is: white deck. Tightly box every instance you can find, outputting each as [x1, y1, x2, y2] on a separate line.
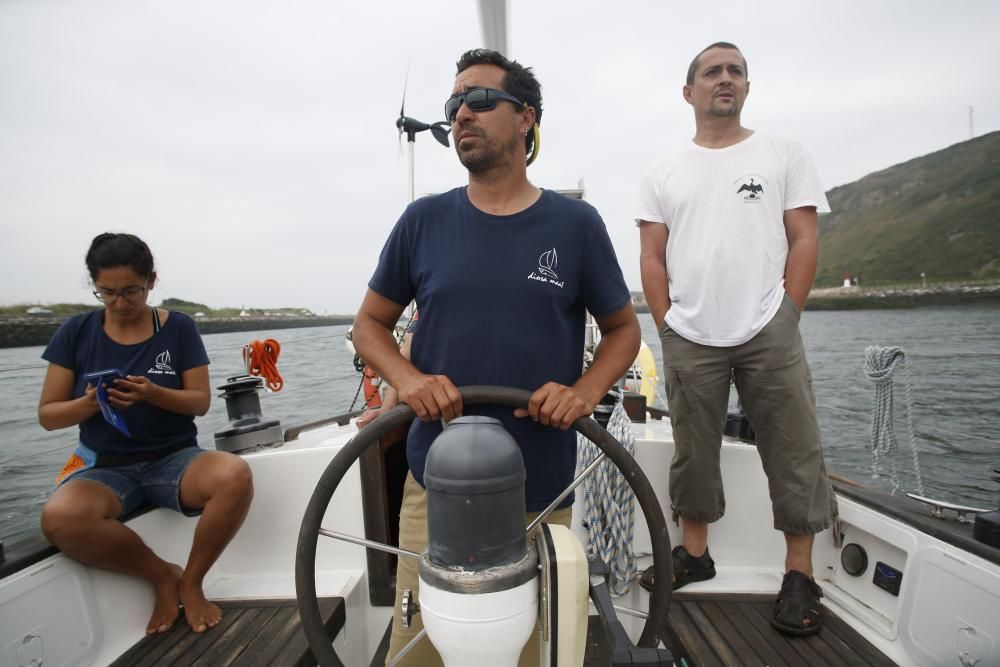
[2, 415, 998, 666]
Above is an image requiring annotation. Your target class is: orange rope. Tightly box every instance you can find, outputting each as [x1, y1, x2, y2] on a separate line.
[243, 339, 283, 392]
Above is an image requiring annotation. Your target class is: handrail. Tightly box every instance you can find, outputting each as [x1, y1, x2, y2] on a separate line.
[283, 410, 364, 442]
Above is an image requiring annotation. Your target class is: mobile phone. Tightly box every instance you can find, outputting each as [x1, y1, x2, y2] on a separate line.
[84, 368, 126, 386]
[83, 368, 131, 436]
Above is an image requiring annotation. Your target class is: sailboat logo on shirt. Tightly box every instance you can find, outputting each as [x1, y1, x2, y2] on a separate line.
[527, 247, 565, 288]
[735, 174, 767, 204]
[148, 350, 176, 375]
[537, 248, 559, 279]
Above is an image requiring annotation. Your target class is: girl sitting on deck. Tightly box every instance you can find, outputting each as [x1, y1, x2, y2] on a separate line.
[37, 232, 253, 635]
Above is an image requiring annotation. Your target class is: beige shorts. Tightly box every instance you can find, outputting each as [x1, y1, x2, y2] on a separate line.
[386, 473, 573, 666]
[660, 294, 835, 535]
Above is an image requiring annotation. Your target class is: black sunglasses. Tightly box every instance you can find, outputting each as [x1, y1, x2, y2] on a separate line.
[444, 87, 525, 123]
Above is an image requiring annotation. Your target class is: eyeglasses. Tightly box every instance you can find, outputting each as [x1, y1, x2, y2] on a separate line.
[444, 87, 525, 123]
[93, 283, 148, 304]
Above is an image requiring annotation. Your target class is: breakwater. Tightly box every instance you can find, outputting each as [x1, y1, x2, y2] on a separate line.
[0, 315, 354, 349]
[804, 283, 1000, 310]
[632, 283, 1000, 314]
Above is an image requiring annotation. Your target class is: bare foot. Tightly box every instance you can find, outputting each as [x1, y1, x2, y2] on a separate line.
[179, 577, 222, 633]
[146, 564, 182, 634]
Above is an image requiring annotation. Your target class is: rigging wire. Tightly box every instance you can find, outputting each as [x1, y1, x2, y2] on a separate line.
[0, 363, 49, 374]
[0, 443, 74, 467]
[0, 331, 351, 376]
[258, 330, 350, 345]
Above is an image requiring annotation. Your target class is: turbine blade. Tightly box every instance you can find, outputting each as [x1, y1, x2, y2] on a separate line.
[399, 54, 412, 117]
[430, 123, 450, 148]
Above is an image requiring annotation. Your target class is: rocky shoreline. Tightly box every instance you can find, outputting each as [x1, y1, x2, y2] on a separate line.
[0, 315, 354, 349]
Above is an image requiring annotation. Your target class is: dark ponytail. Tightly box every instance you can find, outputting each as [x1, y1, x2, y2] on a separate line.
[85, 233, 155, 282]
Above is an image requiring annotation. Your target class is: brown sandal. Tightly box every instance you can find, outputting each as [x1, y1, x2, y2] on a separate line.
[639, 545, 716, 592]
[771, 570, 824, 636]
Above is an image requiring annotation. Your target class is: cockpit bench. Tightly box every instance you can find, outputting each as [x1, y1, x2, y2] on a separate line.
[111, 597, 344, 667]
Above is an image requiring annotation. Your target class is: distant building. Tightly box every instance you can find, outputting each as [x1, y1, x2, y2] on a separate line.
[194, 312, 206, 318]
[26, 306, 54, 315]
[239, 310, 249, 317]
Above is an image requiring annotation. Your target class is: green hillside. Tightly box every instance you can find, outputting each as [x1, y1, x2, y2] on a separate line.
[817, 131, 1000, 287]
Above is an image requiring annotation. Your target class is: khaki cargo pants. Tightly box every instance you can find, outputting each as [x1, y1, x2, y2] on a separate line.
[661, 294, 835, 534]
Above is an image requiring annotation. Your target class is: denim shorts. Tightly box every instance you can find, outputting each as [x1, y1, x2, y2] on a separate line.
[62, 446, 206, 518]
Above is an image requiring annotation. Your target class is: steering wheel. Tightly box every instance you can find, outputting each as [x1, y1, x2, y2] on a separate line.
[296, 385, 672, 667]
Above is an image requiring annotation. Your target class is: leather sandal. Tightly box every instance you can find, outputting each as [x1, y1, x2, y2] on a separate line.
[639, 545, 716, 592]
[771, 570, 824, 636]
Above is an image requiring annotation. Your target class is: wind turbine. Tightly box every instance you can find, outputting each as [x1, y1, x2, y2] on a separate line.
[395, 75, 450, 202]
[394, 1, 512, 204]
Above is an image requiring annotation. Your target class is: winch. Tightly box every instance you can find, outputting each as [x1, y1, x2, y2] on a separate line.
[213, 375, 283, 453]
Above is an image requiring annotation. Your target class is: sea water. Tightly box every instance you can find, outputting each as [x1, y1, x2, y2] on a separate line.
[1, 305, 998, 547]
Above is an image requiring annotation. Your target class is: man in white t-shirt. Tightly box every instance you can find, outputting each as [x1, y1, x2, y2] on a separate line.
[636, 41, 835, 636]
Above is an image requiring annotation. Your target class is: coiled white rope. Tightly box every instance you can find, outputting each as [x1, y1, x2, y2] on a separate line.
[863, 345, 925, 495]
[576, 400, 637, 596]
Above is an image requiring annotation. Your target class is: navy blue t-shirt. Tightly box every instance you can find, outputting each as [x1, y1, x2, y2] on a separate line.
[369, 187, 630, 511]
[42, 310, 210, 464]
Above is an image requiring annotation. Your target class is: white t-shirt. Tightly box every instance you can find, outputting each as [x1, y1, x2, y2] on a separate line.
[635, 131, 830, 347]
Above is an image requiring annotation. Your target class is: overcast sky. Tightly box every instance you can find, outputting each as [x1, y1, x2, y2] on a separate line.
[2, 0, 998, 314]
